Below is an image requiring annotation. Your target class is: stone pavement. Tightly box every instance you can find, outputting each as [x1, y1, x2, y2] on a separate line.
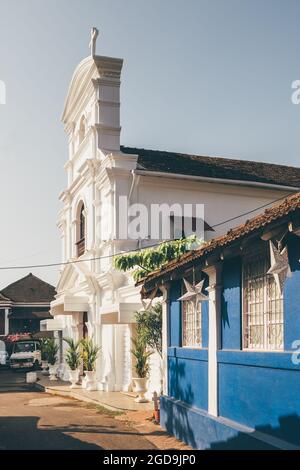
[0, 369, 156, 450]
[35, 373, 153, 411]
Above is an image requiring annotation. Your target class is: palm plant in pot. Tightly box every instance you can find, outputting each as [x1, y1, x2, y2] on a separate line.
[131, 336, 153, 403]
[40, 338, 50, 375]
[80, 338, 100, 391]
[47, 339, 59, 381]
[64, 338, 81, 388]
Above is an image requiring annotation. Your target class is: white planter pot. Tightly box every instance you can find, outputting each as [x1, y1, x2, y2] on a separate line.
[26, 372, 37, 383]
[56, 363, 65, 379]
[132, 377, 149, 403]
[62, 368, 71, 381]
[41, 361, 49, 375]
[69, 369, 80, 389]
[84, 370, 97, 391]
[49, 365, 58, 381]
[81, 374, 87, 389]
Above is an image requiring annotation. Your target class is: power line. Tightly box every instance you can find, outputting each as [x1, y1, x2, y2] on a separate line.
[0, 190, 295, 271]
[0, 242, 160, 271]
[211, 192, 294, 228]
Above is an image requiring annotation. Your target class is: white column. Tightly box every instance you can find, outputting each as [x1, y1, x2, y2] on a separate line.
[71, 313, 81, 342]
[114, 324, 133, 392]
[66, 197, 73, 260]
[110, 325, 116, 391]
[160, 284, 170, 396]
[93, 194, 101, 273]
[122, 324, 132, 392]
[91, 178, 96, 250]
[70, 313, 83, 378]
[203, 263, 222, 417]
[4, 308, 9, 335]
[98, 324, 116, 392]
[94, 291, 102, 387]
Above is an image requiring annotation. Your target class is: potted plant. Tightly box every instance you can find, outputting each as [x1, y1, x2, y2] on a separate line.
[40, 339, 49, 375]
[80, 338, 100, 391]
[135, 303, 163, 393]
[64, 338, 81, 388]
[131, 336, 153, 403]
[47, 339, 59, 381]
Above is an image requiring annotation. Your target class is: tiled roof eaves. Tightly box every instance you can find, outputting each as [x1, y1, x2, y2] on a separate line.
[121, 146, 300, 188]
[140, 192, 300, 290]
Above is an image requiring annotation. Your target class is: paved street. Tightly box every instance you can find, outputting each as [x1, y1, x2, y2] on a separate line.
[0, 369, 157, 450]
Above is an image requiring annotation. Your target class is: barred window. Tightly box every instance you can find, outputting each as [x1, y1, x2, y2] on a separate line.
[243, 253, 283, 351]
[182, 299, 202, 348]
[76, 202, 86, 257]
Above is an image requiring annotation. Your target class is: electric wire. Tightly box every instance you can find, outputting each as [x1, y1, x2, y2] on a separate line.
[0, 190, 295, 270]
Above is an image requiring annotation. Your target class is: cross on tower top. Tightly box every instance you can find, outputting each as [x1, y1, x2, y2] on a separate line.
[89, 27, 99, 57]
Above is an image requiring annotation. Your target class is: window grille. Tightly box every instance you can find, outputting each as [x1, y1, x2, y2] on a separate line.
[182, 299, 202, 348]
[243, 253, 283, 350]
[76, 203, 86, 257]
[79, 205, 85, 240]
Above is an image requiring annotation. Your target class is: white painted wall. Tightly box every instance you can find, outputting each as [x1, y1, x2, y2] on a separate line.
[137, 176, 289, 240]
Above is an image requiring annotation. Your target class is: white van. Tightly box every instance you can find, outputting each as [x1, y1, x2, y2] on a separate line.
[10, 340, 41, 370]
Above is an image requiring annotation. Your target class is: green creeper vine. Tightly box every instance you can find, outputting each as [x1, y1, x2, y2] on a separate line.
[114, 235, 203, 282]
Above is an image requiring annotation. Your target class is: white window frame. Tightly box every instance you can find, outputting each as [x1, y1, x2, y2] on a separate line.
[242, 250, 284, 351]
[182, 299, 202, 348]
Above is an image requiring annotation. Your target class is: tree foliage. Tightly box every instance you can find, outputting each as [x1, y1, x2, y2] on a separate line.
[114, 235, 203, 281]
[135, 303, 162, 357]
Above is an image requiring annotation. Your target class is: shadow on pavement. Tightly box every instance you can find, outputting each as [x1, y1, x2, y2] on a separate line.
[0, 416, 104, 450]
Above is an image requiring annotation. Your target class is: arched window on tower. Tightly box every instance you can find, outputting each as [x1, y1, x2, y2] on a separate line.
[76, 202, 86, 257]
[78, 115, 86, 145]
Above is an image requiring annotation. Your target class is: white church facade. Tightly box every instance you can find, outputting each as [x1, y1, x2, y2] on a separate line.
[49, 29, 300, 394]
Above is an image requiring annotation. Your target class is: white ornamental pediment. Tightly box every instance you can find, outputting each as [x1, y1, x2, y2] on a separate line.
[56, 262, 79, 293]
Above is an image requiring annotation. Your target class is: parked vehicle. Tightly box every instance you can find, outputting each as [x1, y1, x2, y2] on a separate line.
[10, 340, 41, 370]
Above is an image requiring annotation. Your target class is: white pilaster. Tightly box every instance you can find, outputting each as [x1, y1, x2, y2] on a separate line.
[203, 263, 222, 417]
[160, 284, 170, 396]
[122, 324, 132, 391]
[99, 324, 116, 391]
[71, 312, 82, 342]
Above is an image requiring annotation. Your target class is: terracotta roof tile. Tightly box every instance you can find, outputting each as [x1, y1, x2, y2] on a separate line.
[0, 273, 56, 303]
[0, 293, 11, 302]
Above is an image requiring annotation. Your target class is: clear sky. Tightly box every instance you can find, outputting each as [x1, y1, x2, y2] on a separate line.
[0, 0, 300, 289]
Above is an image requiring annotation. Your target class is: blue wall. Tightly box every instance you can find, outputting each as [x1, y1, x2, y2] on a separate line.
[168, 347, 208, 410]
[165, 235, 300, 448]
[160, 396, 277, 450]
[217, 236, 300, 445]
[167, 276, 208, 411]
[169, 281, 182, 347]
[284, 234, 300, 350]
[221, 257, 242, 350]
[201, 300, 209, 348]
[218, 350, 300, 445]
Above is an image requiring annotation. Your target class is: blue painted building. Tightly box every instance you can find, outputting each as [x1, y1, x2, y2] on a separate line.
[141, 192, 300, 449]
